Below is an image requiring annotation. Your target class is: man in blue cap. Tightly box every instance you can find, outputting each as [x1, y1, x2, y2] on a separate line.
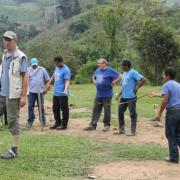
[27, 58, 50, 127]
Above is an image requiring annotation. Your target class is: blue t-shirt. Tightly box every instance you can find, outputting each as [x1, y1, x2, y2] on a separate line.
[121, 69, 143, 98]
[162, 80, 180, 109]
[28, 66, 50, 93]
[94, 67, 120, 98]
[0, 52, 28, 97]
[53, 64, 71, 96]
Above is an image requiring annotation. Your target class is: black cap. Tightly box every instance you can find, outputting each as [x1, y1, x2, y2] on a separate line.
[121, 59, 131, 67]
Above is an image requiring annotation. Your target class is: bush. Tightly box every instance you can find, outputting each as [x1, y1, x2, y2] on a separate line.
[74, 60, 119, 84]
[74, 61, 97, 84]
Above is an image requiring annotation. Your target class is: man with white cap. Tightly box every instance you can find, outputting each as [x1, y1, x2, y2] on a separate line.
[27, 58, 50, 127]
[0, 31, 28, 159]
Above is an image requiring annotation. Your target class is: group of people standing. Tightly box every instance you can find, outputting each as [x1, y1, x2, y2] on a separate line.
[0, 31, 180, 165]
[0, 31, 71, 160]
[27, 56, 71, 131]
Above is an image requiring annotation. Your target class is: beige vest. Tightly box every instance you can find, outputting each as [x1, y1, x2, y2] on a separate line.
[0, 48, 27, 99]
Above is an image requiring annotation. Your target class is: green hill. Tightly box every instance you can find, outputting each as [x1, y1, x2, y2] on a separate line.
[24, 0, 180, 81]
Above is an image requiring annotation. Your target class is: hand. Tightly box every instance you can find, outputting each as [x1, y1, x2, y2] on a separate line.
[20, 96, 26, 108]
[148, 92, 157, 98]
[156, 113, 161, 121]
[112, 81, 116, 86]
[134, 88, 138, 95]
[44, 88, 48, 95]
[63, 90, 68, 95]
[114, 93, 120, 101]
[46, 83, 51, 91]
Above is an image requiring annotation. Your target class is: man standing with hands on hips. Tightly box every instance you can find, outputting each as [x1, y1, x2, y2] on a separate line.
[117, 59, 145, 136]
[84, 58, 121, 131]
[47, 56, 71, 130]
[0, 31, 28, 159]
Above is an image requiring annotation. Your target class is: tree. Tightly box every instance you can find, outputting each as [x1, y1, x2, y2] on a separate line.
[136, 19, 179, 85]
[74, 0, 81, 15]
[93, 4, 122, 60]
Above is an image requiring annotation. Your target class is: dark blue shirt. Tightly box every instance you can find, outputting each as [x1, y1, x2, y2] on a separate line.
[94, 67, 119, 98]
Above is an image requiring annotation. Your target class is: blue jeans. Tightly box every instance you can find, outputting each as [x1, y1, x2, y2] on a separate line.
[166, 109, 180, 161]
[28, 92, 46, 124]
[118, 98, 137, 133]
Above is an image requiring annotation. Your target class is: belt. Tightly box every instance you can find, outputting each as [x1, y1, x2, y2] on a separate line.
[167, 107, 180, 111]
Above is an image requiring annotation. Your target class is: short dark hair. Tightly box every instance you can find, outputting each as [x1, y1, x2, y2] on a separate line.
[54, 56, 64, 62]
[165, 67, 176, 79]
[121, 59, 131, 67]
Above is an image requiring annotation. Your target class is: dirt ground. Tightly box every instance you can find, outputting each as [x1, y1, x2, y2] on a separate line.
[20, 102, 167, 146]
[93, 161, 180, 180]
[17, 101, 180, 180]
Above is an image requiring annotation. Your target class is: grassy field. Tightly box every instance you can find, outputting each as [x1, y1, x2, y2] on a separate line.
[0, 84, 165, 179]
[0, 4, 40, 22]
[46, 84, 162, 120]
[0, 129, 167, 180]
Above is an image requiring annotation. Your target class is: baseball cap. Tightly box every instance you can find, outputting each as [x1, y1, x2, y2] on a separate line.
[3, 31, 17, 40]
[31, 58, 38, 66]
[121, 59, 131, 67]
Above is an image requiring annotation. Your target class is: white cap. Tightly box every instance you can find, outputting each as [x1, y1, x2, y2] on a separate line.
[3, 31, 17, 40]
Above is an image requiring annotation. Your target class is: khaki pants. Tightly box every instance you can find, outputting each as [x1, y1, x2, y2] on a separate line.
[0, 96, 20, 135]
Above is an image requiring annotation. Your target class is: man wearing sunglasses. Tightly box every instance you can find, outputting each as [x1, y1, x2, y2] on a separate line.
[0, 31, 28, 160]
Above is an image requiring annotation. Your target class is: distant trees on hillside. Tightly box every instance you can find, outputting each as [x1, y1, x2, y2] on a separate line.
[56, 0, 81, 23]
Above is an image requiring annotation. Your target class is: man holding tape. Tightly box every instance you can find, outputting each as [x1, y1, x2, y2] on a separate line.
[84, 58, 121, 132]
[27, 58, 50, 128]
[0, 31, 28, 159]
[150, 67, 180, 163]
[116, 59, 145, 136]
[48, 56, 71, 130]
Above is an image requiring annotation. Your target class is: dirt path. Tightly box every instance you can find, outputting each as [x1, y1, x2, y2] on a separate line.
[19, 102, 167, 146]
[93, 161, 180, 180]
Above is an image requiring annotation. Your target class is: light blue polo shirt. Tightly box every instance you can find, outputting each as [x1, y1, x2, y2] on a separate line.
[0, 50, 28, 97]
[162, 80, 180, 109]
[28, 66, 50, 93]
[53, 64, 71, 96]
[121, 69, 143, 99]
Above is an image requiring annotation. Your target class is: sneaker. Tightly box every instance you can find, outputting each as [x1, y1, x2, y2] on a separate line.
[56, 125, 67, 130]
[113, 128, 125, 135]
[42, 122, 47, 127]
[102, 126, 110, 132]
[26, 123, 33, 128]
[50, 123, 60, 130]
[1, 149, 17, 160]
[165, 157, 178, 164]
[83, 125, 96, 131]
[126, 131, 135, 136]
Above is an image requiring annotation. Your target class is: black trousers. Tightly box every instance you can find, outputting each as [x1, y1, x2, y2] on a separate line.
[166, 109, 180, 161]
[118, 98, 137, 133]
[52, 96, 69, 127]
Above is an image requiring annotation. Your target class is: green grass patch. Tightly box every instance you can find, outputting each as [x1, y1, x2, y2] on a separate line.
[0, 130, 167, 179]
[0, 4, 40, 22]
[46, 84, 162, 119]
